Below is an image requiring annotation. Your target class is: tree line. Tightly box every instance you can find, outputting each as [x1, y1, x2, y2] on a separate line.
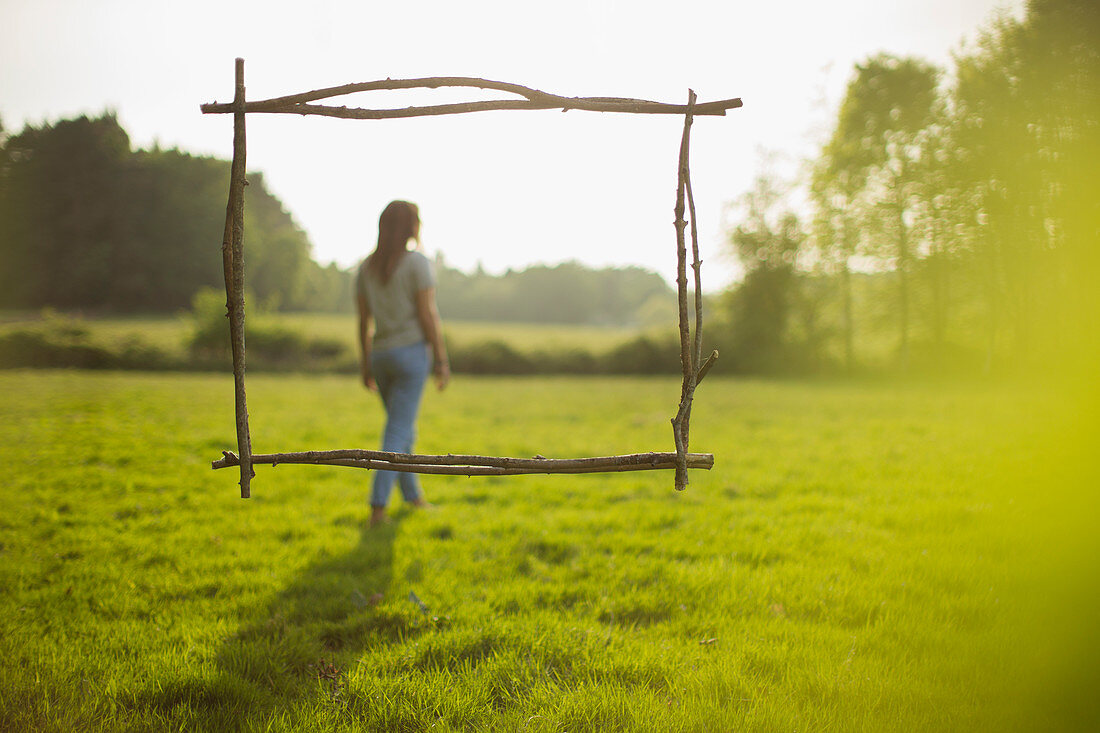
[722, 0, 1097, 375]
[435, 260, 672, 326]
[0, 113, 349, 313]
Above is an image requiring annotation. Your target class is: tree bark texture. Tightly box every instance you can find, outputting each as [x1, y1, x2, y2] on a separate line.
[671, 90, 698, 492]
[222, 58, 253, 498]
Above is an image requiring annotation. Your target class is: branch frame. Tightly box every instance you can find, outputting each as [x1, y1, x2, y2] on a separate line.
[201, 61, 738, 496]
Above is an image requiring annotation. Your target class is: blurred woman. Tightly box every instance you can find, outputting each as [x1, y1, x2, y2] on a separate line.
[357, 200, 449, 526]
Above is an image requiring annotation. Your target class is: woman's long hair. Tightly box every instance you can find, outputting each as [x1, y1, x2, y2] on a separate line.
[367, 200, 420, 284]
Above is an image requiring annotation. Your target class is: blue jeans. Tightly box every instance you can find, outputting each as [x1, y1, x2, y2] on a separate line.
[370, 340, 430, 507]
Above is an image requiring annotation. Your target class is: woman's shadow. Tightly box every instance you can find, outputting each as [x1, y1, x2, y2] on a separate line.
[141, 516, 424, 723]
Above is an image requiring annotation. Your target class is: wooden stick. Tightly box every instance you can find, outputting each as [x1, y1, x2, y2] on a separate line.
[223, 77, 558, 108]
[223, 58, 253, 498]
[214, 448, 712, 469]
[202, 76, 740, 112]
[199, 76, 742, 119]
[213, 450, 714, 475]
[696, 349, 719, 384]
[671, 90, 698, 491]
[206, 98, 740, 120]
[687, 163, 703, 372]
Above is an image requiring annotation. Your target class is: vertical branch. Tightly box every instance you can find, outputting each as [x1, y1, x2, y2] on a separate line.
[686, 171, 703, 372]
[222, 57, 253, 498]
[671, 90, 697, 491]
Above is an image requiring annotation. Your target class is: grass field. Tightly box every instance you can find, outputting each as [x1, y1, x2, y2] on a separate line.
[1, 370, 1096, 731]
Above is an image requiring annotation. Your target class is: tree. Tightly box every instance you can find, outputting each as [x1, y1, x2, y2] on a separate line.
[827, 55, 941, 368]
[0, 114, 132, 308]
[910, 100, 960, 354]
[726, 173, 808, 373]
[809, 149, 863, 373]
[945, 0, 1099, 370]
[0, 113, 330, 312]
[1028, 0, 1100, 371]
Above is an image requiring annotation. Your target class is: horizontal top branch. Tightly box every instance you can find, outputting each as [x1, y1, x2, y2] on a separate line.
[200, 76, 742, 119]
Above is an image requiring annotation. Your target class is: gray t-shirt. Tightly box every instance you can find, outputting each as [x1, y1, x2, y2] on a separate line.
[357, 251, 436, 352]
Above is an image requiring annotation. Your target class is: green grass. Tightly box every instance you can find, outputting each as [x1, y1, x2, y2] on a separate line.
[0, 371, 1096, 731]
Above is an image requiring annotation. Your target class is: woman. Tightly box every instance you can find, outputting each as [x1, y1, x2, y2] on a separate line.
[357, 200, 449, 526]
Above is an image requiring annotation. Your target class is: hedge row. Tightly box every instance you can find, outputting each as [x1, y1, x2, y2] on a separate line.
[0, 319, 682, 375]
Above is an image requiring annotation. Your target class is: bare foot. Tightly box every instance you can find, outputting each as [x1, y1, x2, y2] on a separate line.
[369, 506, 389, 527]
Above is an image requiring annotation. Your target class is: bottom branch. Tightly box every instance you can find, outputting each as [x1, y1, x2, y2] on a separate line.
[212, 449, 714, 476]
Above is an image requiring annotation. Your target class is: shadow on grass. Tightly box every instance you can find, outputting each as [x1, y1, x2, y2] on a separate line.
[137, 516, 430, 726]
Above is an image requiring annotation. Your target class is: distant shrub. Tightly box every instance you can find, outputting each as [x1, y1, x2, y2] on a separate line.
[535, 347, 600, 375]
[602, 335, 680, 375]
[187, 288, 348, 371]
[9, 313, 119, 368]
[450, 340, 534, 375]
[115, 336, 173, 370]
[0, 327, 114, 368]
[446, 336, 679, 375]
[187, 287, 235, 357]
[247, 326, 346, 369]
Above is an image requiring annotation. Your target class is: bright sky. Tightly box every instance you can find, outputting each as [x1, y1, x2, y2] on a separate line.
[1, 0, 1022, 290]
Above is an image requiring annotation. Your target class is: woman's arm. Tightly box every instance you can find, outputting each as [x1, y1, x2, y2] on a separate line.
[416, 287, 450, 390]
[357, 293, 377, 391]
